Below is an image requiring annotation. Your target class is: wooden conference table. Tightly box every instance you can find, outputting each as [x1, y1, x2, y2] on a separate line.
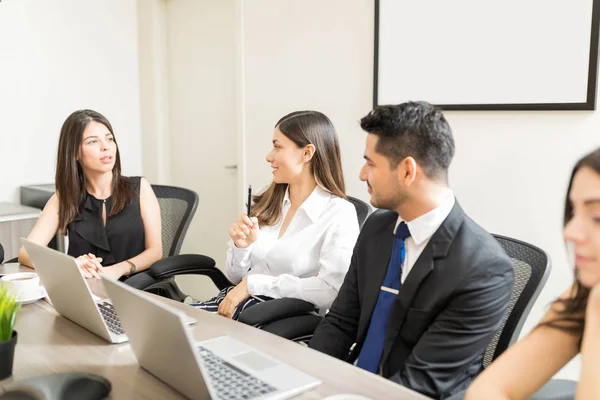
[0, 263, 430, 399]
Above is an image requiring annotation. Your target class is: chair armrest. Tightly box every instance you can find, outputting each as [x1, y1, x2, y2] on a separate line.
[147, 254, 233, 290]
[261, 315, 323, 342]
[238, 297, 316, 326]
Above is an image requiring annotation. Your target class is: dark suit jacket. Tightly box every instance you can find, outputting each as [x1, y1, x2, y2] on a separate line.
[309, 202, 514, 399]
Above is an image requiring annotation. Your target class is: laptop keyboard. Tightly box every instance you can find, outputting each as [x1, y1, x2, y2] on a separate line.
[198, 346, 277, 400]
[97, 302, 125, 335]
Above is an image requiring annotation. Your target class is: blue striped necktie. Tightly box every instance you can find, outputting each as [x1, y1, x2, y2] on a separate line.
[356, 221, 411, 373]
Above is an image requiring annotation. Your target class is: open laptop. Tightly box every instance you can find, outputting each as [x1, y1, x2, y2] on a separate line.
[21, 238, 194, 344]
[101, 275, 321, 400]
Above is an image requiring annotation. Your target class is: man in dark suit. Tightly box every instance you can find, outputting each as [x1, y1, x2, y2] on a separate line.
[309, 102, 514, 399]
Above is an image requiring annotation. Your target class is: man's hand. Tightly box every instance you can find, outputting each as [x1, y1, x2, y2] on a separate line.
[218, 279, 251, 319]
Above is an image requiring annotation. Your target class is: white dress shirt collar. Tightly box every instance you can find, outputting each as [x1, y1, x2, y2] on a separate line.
[283, 185, 332, 223]
[394, 190, 456, 245]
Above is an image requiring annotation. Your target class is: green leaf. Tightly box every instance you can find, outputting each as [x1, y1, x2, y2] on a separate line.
[0, 283, 20, 342]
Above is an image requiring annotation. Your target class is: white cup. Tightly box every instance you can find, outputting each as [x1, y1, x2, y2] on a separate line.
[1, 272, 40, 299]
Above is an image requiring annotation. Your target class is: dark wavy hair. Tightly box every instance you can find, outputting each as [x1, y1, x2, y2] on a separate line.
[360, 101, 455, 183]
[538, 148, 600, 341]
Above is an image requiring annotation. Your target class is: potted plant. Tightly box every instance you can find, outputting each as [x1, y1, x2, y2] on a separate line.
[0, 283, 20, 380]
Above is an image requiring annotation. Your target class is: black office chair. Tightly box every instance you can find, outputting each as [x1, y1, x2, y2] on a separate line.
[482, 234, 552, 364]
[126, 185, 201, 297]
[347, 196, 372, 229]
[147, 196, 373, 330]
[448, 235, 576, 400]
[486, 235, 576, 400]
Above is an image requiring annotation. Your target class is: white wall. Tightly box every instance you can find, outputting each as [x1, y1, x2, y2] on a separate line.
[4, 0, 590, 380]
[243, 0, 373, 194]
[164, 0, 240, 299]
[449, 111, 600, 378]
[138, 0, 171, 185]
[0, 0, 143, 202]
[241, 0, 600, 379]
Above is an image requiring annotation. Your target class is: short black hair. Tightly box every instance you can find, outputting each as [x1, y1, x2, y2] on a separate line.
[360, 101, 455, 182]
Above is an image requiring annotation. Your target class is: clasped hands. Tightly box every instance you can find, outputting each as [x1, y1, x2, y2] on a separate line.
[74, 253, 124, 281]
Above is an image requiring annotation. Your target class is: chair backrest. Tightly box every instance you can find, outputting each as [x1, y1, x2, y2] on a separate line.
[482, 234, 551, 367]
[151, 185, 199, 258]
[347, 196, 372, 228]
[0, 243, 4, 264]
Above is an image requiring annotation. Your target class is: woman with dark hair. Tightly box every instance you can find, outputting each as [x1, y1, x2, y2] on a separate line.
[466, 148, 600, 400]
[18, 109, 162, 282]
[192, 111, 360, 319]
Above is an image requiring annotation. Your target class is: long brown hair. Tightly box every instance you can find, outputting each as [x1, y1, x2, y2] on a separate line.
[538, 148, 600, 340]
[56, 109, 134, 233]
[252, 111, 346, 227]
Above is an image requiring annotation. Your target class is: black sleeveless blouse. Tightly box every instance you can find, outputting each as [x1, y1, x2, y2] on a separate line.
[67, 177, 145, 266]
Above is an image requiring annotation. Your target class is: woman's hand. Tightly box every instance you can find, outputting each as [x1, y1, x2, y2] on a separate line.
[100, 265, 126, 281]
[75, 254, 104, 279]
[228, 214, 259, 249]
[217, 279, 251, 319]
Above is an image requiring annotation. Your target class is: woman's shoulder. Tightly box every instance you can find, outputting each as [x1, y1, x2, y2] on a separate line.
[125, 176, 143, 187]
[124, 176, 150, 195]
[326, 194, 359, 219]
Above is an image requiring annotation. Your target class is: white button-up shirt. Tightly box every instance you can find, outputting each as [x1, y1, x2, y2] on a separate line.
[225, 185, 360, 309]
[394, 190, 455, 283]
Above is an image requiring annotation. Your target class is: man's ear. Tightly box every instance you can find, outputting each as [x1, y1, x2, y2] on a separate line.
[303, 144, 316, 162]
[398, 156, 418, 186]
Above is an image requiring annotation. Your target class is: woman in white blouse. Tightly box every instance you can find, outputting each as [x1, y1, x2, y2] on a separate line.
[192, 110, 360, 319]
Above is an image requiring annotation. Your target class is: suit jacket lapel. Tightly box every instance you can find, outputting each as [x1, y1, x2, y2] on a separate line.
[356, 217, 396, 343]
[380, 202, 466, 366]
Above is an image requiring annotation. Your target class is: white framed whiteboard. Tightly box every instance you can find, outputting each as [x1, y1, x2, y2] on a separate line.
[374, 0, 600, 110]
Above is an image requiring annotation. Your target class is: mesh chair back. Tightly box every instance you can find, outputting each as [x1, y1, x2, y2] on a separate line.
[347, 196, 372, 228]
[482, 234, 551, 367]
[151, 185, 198, 258]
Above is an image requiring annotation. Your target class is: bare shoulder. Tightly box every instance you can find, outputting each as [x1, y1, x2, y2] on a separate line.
[138, 177, 155, 197]
[48, 192, 59, 204]
[139, 176, 151, 190]
[44, 193, 60, 212]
